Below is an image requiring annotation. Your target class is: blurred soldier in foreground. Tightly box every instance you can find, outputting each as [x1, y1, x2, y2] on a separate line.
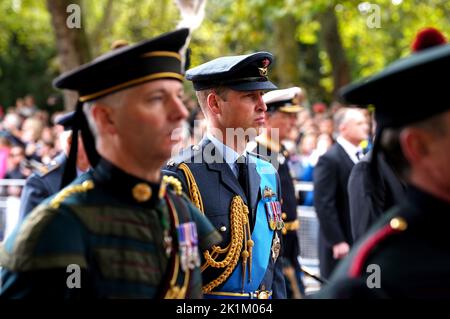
[317, 35, 450, 298]
[0, 29, 221, 299]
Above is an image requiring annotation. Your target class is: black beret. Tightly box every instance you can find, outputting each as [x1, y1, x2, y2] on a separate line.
[53, 28, 189, 102]
[54, 111, 75, 131]
[340, 44, 450, 128]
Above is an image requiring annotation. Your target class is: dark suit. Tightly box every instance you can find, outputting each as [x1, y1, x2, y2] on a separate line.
[163, 138, 286, 299]
[313, 142, 354, 280]
[19, 153, 66, 220]
[348, 151, 406, 241]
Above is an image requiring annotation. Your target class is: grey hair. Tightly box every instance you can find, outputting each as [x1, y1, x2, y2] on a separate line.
[82, 90, 128, 138]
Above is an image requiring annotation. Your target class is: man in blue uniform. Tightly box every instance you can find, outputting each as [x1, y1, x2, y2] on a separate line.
[317, 38, 450, 298]
[253, 87, 306, 298]
[164, 52, 286, 299]
[18, 111, 90, 220]
[0, 29, 221, 299]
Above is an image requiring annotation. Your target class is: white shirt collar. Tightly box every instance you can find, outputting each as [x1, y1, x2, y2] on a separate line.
[337, 136, 362, 164]
[207, 132, 245, 177]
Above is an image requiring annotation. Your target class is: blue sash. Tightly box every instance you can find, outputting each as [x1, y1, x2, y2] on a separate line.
[220, 157, 277, 292]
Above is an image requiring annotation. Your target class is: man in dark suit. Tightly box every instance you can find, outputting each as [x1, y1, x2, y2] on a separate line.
[313, 108, 369, 280]
[18, 112, 90, 220]
[348, 150, 406, 241]
[164, 52, 286, 299]
[253, 86, 305, 298]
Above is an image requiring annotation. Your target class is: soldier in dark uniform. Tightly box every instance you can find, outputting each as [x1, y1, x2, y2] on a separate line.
[164, 52, 287, 299]
[316, 39, 450, 298]
[252, 87, 306, 298]
[0, 29, 221, 299]
[18, 111, 90, 220]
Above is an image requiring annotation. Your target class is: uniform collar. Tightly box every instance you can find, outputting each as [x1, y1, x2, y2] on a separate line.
[93, 158, 163, 208]
[206, 132, 244, 164]
[406, 184, 450, 216]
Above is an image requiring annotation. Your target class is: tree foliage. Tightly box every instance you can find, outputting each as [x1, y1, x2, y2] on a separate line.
[1, 0, 449, 110]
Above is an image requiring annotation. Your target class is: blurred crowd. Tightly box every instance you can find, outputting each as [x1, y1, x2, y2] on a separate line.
[0, 93, 373, 203]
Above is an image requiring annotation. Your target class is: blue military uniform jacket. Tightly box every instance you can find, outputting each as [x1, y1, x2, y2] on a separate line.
[19, 153, 67, 220]
[163, 138, 286, 299]
[0, 158, 221, 299]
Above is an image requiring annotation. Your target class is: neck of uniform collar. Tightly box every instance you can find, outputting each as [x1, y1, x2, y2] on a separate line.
[93, 158, 163, 208]
[406, 184, 450, 216]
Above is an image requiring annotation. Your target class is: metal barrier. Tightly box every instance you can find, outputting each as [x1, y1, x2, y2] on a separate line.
[0, 179, 25, 242]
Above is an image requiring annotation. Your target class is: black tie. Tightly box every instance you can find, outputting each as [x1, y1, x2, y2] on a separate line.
[236, 155, 249, 199]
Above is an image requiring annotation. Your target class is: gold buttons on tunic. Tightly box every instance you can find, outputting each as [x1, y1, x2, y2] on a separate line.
[132, 183, 152, 202]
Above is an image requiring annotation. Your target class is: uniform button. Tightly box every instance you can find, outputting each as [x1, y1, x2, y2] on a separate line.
[192, 145, 200, 151]
[390, 217, 408, 231]
[132, 183, 152, 202]
[220, 226, 227, 232]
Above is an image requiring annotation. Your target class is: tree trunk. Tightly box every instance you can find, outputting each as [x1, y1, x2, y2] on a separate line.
[46, 0, 91, 109]
[320, 6, 351, 99]
[272, 15, 301, 87]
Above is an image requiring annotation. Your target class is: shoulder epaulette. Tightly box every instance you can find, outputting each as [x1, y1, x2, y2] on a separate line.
[50, 180, 95, 209]
[348, 216, 408, 278]
[166, 144, 202, 168]
[35, 161, 60, 177]
[160, 175, 183, 197]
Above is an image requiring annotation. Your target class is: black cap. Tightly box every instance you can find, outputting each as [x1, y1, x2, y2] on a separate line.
[54, 111, 75, 131]
[0, 130, 25, 148]
[53, 28, 190, 188]
[186, 52, 277, 91]
[340, 43, 450, 128]
[263, 87, 303, 113]
[54, 28, 190, 102]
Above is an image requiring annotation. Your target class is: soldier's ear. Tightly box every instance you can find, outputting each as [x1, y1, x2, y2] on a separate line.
[399, 127, 431, 164]
[206, 92, 221, 115]
[92, 104, 117, 135]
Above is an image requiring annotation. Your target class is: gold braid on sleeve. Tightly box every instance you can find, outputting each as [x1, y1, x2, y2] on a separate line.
[178, 163, 204, 213]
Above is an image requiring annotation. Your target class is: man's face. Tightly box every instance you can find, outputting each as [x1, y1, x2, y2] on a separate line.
[266, 111, 298, 141]
[343, 111, 369, 145]
[111, 79, 188, 165]
[215, 89, 267, 134]
[421, 111, 450, 196]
